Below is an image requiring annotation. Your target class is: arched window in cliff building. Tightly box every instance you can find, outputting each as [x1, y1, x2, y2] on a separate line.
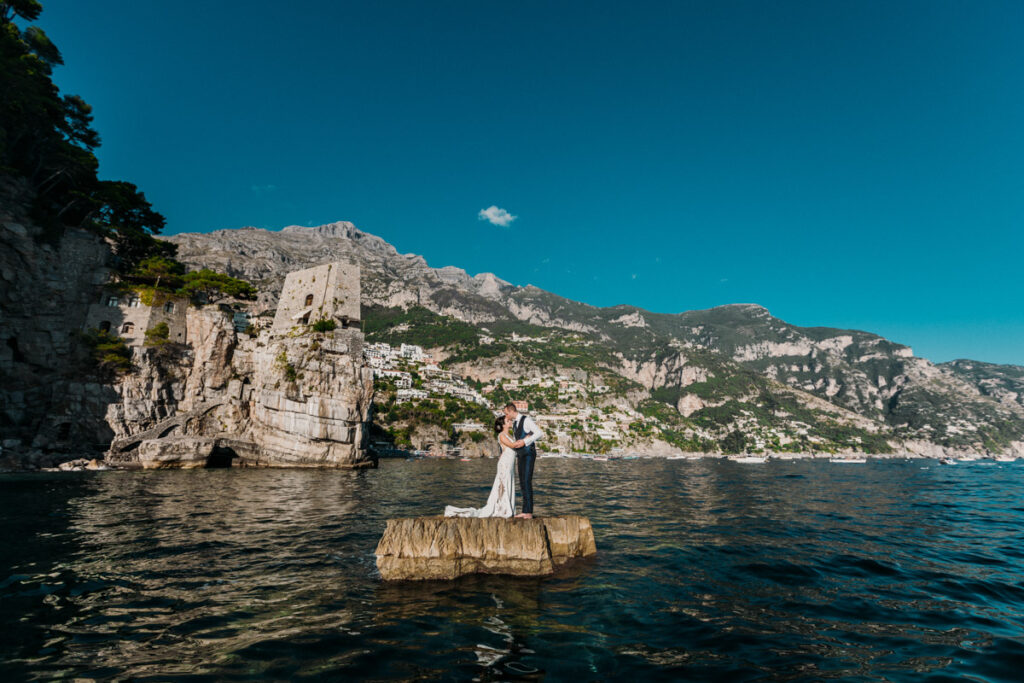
[300, 312, 310, 325]
[99, 321, 111, 333]
[340, 316, 349, 329]
[305, 294, 314, 306]
[164, 302, 175, 313]
[121, 322, 135, 334]
[127, 296, 140, 308]
[106, 296, 119, 307]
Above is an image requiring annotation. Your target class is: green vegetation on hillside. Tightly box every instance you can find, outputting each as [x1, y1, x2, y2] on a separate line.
[143, 322, 169, 347]
[364, 305, 479, 347]
[175, 268, 257, 304]
[370, 377, 494, 448]
[79, 327, 131, 374]
[114, 257, 257, 306]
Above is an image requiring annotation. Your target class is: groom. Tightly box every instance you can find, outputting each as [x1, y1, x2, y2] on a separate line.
[503, 402, 544, 519]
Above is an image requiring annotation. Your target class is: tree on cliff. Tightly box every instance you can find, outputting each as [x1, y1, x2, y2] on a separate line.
[0, 0, 169, 269]
[128, 255, 187, 291]
[176, 269, 258, 304]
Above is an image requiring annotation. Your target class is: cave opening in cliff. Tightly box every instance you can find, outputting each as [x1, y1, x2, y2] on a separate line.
[7, 337, 25, 363]
[205, 446, 238, 468]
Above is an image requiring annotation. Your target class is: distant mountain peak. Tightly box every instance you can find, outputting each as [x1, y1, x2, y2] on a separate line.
[281, 221, 358, 236]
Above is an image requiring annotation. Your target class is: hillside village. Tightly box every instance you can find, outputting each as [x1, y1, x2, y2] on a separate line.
[364, 338, 760, 456]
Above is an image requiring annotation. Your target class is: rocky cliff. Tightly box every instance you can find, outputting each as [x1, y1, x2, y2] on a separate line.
[4, 213, 1021, 464]
[0, 212, 375, 469]
[105, 316, 374, 469]
[166, 221, 1024, 457]
[0, 210, 122, 467]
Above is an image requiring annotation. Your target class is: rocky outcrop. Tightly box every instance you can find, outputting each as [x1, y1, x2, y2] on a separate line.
[244, 330, 373, 467]
[106, 311, 375, 469]
[0, 206, 377, 469]
[131, 434, 370, 469]
[375, 515, 597, 580]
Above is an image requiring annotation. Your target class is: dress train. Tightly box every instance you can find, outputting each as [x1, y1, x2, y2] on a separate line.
[444, 445, 516, 518]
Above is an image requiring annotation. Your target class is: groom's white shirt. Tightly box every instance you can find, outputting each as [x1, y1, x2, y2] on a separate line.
[515, 414, 544, 447]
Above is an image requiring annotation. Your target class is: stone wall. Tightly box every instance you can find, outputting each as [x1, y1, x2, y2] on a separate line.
[271, 262, 360, 333]
[144, 296, 189, 344]
[83, 291, 189, 346]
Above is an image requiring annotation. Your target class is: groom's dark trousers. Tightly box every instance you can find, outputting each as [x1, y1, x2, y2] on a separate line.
[516, 451, 536, 514]
[514, 418, 536, 514]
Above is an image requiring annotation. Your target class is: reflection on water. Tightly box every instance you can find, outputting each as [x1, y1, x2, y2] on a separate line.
[2, 459, 1024, 680]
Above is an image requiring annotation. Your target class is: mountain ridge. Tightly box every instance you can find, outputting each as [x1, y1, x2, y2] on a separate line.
[164, 221, 1024, 456]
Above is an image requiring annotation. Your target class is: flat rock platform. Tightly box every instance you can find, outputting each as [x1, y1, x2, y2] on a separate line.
[375, 515, 597, 581]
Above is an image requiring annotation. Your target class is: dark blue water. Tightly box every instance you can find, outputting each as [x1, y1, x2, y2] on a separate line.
[2, 458, 1024, 681]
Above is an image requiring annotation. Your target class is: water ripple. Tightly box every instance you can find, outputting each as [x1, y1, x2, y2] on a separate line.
[1, 459, 1023, 680]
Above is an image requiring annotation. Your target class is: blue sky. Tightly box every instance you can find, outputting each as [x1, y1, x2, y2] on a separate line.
[36, 0, 1024, 364]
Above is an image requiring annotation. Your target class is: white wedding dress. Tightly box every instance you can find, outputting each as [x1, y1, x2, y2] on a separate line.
[444, 438, 516, 518]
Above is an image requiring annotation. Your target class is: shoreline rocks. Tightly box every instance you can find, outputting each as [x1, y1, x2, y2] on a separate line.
[375, 515, 597, 581]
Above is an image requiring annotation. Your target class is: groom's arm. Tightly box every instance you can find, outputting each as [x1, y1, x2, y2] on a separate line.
[522, 416, 544, 446]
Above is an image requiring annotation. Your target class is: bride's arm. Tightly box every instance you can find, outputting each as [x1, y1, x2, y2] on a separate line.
[498, 433, 514, 448]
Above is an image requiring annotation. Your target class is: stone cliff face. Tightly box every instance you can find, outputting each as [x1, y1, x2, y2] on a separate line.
[106, 310, 375, 469]
[0, 212, 375, 469]
[0, 214, 122, 467]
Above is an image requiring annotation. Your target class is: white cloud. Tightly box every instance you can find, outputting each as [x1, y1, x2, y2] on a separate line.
[478, 205, 517, 227]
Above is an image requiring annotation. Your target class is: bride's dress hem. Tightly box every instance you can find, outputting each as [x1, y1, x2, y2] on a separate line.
[443, 445, 516, 519]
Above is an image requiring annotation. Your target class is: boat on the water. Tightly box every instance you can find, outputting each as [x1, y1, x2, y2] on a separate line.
[729, 455, 767, 464]
[938, 457, 956, 465]
[830, 457, 867, 463]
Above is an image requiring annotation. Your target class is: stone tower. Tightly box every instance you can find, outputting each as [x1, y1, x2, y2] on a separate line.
[271, 262, 360, 333]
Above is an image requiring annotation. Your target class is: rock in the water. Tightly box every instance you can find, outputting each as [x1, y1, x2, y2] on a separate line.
[375, 515, 596, 581]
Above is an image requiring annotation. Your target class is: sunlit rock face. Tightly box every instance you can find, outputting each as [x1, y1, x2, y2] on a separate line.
[106, 262, 375, 470]
[375, 515, 597, 580]
[107, 317, 375, 469]
[245, 330, 374, 468]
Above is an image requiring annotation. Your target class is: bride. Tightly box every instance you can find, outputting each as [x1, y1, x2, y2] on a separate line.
[444, 415, 516, 518]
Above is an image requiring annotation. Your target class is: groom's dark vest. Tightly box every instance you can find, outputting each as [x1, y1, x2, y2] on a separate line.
[514, 416, 537, 458]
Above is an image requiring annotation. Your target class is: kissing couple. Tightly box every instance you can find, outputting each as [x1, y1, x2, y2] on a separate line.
[444, 402, 544, 519]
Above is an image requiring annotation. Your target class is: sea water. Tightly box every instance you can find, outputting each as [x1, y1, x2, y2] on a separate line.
[2, 459, 1023, 680]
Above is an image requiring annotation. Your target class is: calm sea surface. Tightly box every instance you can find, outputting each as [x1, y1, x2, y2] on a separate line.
[2, 458, 1024, 681]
